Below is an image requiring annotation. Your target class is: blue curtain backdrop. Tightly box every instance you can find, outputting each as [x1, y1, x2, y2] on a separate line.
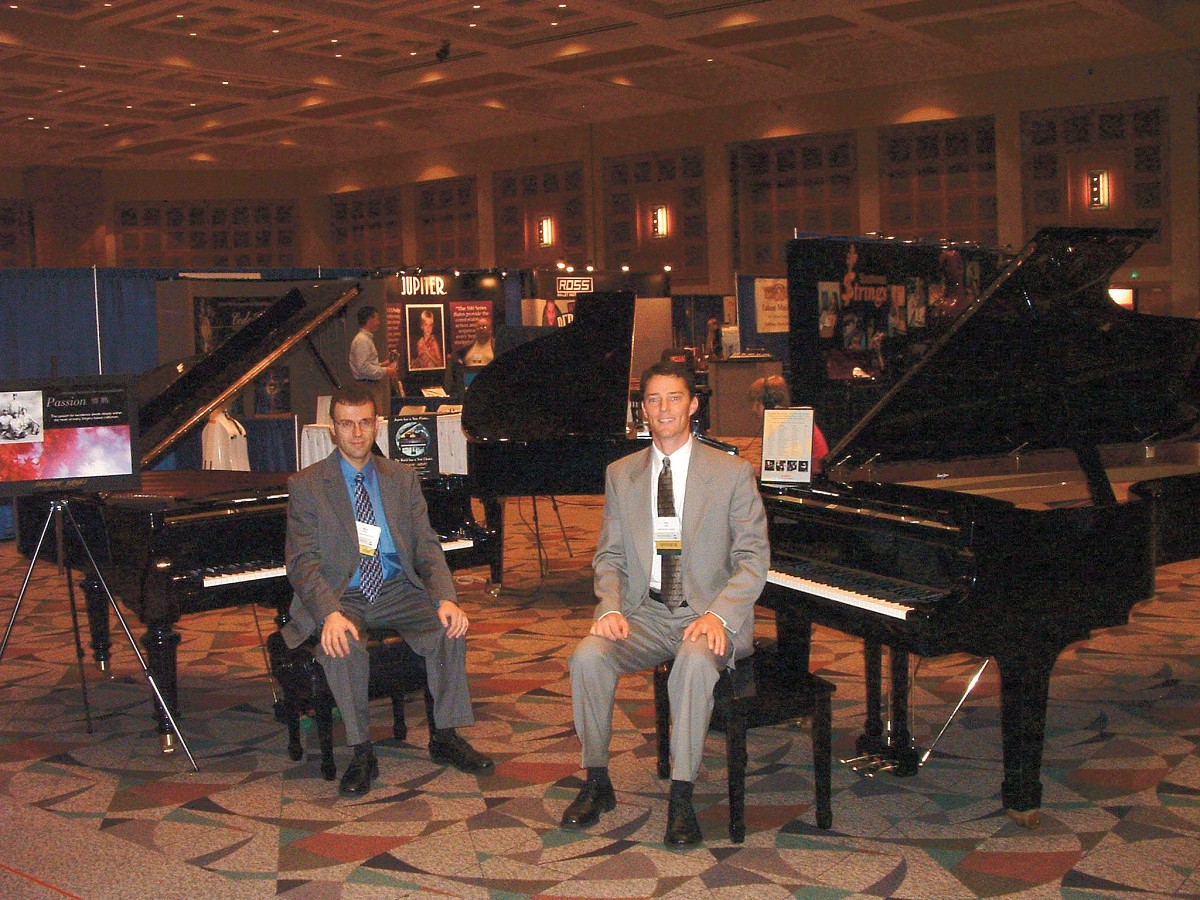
[0, 266, 368, 538]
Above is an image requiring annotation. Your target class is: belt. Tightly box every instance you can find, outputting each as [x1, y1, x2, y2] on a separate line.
[354, 378, 379, 383]
[648, 589, 686, 608]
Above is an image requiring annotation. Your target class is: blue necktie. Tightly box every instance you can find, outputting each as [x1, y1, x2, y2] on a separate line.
[354, 472, 384, 601]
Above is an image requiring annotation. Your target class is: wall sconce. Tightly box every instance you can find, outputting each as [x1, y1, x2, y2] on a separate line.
[650, 204, 669, 239]
[536, 215, 555, 247]
[1087, 170, 1110, 210]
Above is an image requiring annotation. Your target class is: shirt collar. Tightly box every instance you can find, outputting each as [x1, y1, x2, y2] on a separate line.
[337, 452, 377, 486]
[653, 435, 693, 468]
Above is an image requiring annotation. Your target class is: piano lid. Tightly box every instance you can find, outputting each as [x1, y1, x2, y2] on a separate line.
[461, 290, 635, 442]
[824, 226, 1200, 468]
[138, 280, 360, 470]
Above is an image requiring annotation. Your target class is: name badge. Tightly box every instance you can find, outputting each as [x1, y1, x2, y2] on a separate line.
[654, 516, 682, 555]
[356, 521, 382, 558]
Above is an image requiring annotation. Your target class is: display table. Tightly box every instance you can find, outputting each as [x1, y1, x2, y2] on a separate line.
[300, 414, 467, 473]
[300, 420, 388, 468]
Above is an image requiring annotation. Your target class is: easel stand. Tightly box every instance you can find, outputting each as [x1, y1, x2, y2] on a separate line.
[0, 498, 198, 772]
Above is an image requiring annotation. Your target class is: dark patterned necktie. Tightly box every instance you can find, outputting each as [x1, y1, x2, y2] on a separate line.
[657, 457, 683, 610]
[354, 472, 384, 601]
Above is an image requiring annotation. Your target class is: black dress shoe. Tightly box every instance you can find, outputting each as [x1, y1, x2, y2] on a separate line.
[665, 792, 703, 846]
[338, 746, 378, 797]
[561, 780, 616, 828]
[429, 731, 494, 773]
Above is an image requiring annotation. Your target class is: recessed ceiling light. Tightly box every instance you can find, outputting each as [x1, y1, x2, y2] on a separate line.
[189, 102, 196, 106]
[176, 13, 183, 17]
[469, 23, 476, 27]
[126, 105, 132, 109]
[272, 28, 279, 33]
[410, 50, 417, 55]
[79, 64, 86, 68]
[551, 21, 558, 25]
[331, 38, 338, 43]
[222, 80, 229, 85]
[189, 32, 196, 36]
[334, 53, 342, 57]
[26, 116, 33, 120]
[43, 125, 49, 130]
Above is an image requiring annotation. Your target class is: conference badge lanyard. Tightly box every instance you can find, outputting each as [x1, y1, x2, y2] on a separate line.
[654, 517, 682, 556]
[357, 521, 382, 558]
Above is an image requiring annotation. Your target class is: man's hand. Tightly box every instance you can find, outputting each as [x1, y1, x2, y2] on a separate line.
[683, 612, 728, 658]
[590, 612, 629, 641]
[438, 600, 469, 638]
[321, 610, 359, 658]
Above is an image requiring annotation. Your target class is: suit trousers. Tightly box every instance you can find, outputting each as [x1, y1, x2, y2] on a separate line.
[568, 599, 731, 782]
[315, 577, 474, 746]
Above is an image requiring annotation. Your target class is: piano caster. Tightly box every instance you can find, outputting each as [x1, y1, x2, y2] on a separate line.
[160, 732, 177, 755]
[1005, 807, 1041, 828]
[487, 581, 502, 597]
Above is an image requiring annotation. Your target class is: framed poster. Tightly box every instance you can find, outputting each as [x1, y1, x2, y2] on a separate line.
[406, 303, 446, 372]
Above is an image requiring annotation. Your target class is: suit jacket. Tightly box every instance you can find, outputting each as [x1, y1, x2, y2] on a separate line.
[592, 439, 769, 658]
[281, 451, 456, 648]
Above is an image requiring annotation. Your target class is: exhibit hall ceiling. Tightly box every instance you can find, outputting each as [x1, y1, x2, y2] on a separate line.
[0, 0, 1196, 170]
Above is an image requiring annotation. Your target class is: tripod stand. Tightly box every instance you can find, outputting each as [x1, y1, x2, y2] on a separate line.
[0, 497, 198, 771]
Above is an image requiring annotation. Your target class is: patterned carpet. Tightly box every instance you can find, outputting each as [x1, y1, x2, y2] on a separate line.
[0, 492, 1198, 899]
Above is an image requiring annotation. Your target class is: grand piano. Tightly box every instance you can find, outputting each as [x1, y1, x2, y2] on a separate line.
[16, 279, 495, 750]
[461, 289, 641, 572]
[763, 226, 1200, 824]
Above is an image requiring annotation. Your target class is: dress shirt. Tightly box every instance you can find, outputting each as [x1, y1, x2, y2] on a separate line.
[337, 454, 401, 588]
[650, 437, 692, 593]
[349, 328, 386, 381]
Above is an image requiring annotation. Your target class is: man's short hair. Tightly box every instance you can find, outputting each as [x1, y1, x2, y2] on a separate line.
[329, 382, 377, 419]
[640, 358, 696, 399]
[356, 305, 378, 327]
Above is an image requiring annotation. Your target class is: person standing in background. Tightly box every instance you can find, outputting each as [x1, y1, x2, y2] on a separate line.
[349, 306, 397, 417]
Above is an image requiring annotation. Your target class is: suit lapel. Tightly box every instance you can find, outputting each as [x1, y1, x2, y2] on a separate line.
[627, 448, 654, 583]
[681, 443, 712, 548]
[320, 452, 359, 548]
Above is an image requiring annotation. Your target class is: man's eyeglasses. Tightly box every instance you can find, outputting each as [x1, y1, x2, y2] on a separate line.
[333, 418, 376, 432]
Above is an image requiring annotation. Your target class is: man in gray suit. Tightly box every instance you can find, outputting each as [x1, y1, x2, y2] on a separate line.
[563, 359, 769, 846]
[282, 383, 492, 797]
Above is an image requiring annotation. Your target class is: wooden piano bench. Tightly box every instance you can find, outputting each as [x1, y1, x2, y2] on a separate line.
[267, 629, 432, 781]
[653, 643, 835, 842]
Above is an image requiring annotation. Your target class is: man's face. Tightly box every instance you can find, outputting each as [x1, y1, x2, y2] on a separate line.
[330, 401, 377, 468]
[641, 374, 698, 451]
[365, 312, 380, 333]
[475, 318, 492, 342]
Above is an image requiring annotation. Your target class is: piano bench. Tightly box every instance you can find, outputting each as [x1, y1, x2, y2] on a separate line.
[653, 645, 835, 841]
[267, 629, 431, 781]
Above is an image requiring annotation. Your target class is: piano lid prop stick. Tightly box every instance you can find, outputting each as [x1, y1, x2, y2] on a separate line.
[919, 658, 990, 768]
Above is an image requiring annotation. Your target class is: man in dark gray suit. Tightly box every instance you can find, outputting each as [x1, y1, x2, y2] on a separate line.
[282, 383, 492, 797]
[563, 359, 770, 846]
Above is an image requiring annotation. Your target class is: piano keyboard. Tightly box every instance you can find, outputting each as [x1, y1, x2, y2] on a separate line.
[767, 558, 950, 621]
[199, 538, 476, 588]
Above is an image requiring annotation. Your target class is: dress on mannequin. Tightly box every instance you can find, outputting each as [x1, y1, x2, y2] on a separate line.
[202, 409, 250, 471]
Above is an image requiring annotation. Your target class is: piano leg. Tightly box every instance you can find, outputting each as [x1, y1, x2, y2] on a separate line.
[482, 497, 505, 586]
[858, 639, 885, 756]
[140, 623, 181, 754]
[854, 641, 920, 776]
[996, 651, 1052, 827]
[80, 575, 113, 674]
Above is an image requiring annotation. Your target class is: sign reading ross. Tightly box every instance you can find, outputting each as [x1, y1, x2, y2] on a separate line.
[555, 276, 593, 297]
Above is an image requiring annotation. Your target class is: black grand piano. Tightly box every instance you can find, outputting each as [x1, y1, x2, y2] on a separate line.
[763, 226, 1200, 824]
[461, 289, 641, 572]
[16, 280, 495, 750]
